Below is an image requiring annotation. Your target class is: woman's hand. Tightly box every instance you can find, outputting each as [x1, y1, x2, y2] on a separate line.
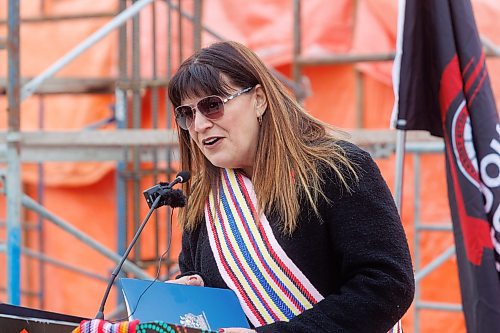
[165, 274, 204, 286]
[218, 328, 256, 333]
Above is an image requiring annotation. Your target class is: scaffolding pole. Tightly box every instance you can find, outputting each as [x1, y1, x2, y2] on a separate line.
[21, 0, 154, 101]
[6, 0, 21, 305]
[292, 0, 301, 89]
[21, 194, 151, 280]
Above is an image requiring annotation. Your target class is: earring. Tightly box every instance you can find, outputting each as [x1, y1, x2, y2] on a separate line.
[257, 115, 262, 126]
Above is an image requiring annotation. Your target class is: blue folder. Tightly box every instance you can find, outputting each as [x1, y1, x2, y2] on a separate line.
[119, 278, 250, 331]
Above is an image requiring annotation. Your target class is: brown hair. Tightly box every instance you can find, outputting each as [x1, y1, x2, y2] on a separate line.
[168, 41, 357, 234]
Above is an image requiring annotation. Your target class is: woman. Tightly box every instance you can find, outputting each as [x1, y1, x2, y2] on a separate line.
[168, 41, 414, 333]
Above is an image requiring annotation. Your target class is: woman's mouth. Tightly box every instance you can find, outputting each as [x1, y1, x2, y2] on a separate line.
[202, 137, 222, 146]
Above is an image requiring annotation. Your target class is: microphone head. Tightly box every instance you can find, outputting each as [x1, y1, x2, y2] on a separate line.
[176, 171, 190, 183]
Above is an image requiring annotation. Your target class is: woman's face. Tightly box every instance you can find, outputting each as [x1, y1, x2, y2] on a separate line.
[182, 83, 267, 176]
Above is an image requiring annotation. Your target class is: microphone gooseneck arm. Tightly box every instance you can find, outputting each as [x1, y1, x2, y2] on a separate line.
[95, 195, 162, 320]
[95, 171, 189, 320]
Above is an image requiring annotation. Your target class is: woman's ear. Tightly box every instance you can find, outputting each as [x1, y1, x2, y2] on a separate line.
[253, 84, 268, 117]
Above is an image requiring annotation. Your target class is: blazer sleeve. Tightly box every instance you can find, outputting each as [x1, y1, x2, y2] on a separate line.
[256, 146, 415, 333]
[176, 229, 201, 279]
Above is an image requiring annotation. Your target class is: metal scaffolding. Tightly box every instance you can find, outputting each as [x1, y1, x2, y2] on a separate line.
[0, 0, 204, 312]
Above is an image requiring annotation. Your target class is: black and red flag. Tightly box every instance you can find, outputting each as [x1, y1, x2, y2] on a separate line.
[392, 0, 500, 331]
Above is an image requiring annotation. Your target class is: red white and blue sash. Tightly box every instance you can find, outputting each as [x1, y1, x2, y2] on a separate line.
[205, 169, 323, 326]
[205, 169, 402, 332]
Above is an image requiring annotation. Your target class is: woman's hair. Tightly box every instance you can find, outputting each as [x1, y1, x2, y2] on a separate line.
[168, 41, 357, 234]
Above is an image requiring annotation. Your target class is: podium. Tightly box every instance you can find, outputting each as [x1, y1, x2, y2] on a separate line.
[0, 303, 84, 332]
[0, 303, 216, 333]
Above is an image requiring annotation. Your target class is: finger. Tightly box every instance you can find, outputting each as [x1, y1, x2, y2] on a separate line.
[165, 275, 204, 286]
[185, 274, 204, 286]
[164, 276, 189, 284]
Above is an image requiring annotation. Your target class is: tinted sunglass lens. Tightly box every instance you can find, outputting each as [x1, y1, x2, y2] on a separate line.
[174, 96, 224, 130]
[175, 106, 194, 130]
[198, 96, 224, 119]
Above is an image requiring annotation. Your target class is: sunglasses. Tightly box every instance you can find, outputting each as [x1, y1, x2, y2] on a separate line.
[174, 86, 254, 130]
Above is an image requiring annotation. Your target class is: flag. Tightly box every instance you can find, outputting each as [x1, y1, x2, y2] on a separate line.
[392, 0, 500, 331]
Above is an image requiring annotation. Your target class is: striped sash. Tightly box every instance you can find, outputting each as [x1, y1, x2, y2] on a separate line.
[205, 168, 402, 331]
[205, 169, 323, 327]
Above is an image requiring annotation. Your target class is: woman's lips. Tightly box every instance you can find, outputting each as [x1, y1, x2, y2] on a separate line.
[202, 136, 223, 146]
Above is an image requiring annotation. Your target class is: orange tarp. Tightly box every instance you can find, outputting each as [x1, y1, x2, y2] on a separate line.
[1, 1, 499, 332]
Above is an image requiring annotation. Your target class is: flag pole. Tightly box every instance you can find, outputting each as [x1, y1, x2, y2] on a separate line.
[391, 0, 407, 214]
[394, 126, 407, 214]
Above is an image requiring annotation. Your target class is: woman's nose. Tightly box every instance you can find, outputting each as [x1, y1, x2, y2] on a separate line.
[192, 109, 213, 131]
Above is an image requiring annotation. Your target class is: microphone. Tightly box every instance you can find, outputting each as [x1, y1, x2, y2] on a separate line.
[95, 171, 190, 320]
[167, 170, 190, 188]
[143, 171, 190, 208]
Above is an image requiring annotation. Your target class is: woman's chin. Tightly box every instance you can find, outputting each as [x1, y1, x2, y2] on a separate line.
[207, 158, 230, 170]
[208, 160, 241, 171]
